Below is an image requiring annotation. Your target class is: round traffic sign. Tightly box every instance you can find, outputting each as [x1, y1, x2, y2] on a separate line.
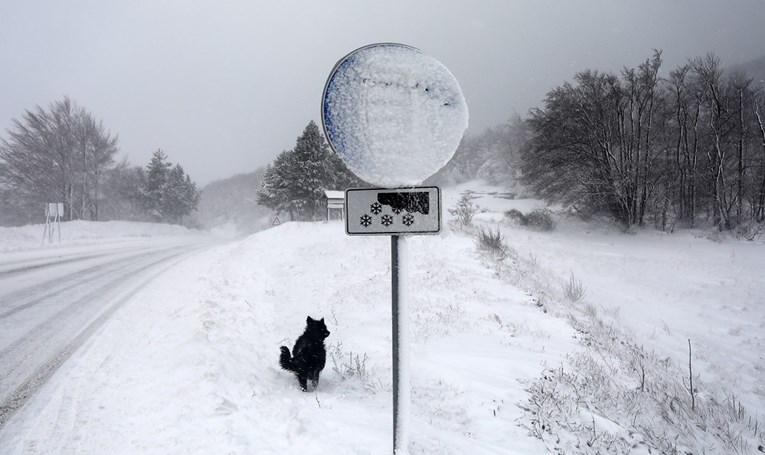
[321, 43, 469, 187]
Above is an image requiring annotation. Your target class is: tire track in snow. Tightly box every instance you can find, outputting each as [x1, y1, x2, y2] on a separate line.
[0, 242, 216, 430]
[0, 244, 184, 319]
[0, 243, 157, 276]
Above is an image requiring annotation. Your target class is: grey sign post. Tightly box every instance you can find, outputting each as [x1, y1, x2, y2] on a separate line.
[345, 186, 440, 452]
[321, 43, 468, 454]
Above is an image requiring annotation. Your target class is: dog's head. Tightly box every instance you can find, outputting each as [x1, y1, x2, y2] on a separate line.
[306, 316, 331, 339]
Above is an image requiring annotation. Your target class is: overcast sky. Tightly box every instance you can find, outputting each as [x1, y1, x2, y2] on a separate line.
[2, 0, 764, 185]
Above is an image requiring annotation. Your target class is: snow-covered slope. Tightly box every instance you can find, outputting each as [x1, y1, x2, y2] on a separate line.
[0, 208, 577, 454]
[1, 182, 763, 454]
[0, 220, 203, 253]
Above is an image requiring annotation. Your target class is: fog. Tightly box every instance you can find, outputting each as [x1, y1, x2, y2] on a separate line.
[1, 0, 763, 185]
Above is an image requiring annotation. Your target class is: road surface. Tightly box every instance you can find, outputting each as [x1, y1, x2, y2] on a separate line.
[0, 237, 214, 429]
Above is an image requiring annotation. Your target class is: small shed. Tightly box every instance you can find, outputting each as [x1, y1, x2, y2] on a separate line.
[324, 190, 345, 221]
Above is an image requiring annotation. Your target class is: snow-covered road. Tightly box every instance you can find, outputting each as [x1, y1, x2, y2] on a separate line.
[0, 237, 215, 428]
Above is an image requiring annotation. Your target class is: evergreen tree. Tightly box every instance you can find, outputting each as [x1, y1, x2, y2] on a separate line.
[161, 164, 200, 224]
[144, 149, 172, 219]
[257, 121, 366, 220]
[139, 150, 199, 223]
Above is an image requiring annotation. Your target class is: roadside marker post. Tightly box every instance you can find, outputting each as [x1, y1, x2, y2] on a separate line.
[42, 202, 63, 245]
[321, 43, 468, 454]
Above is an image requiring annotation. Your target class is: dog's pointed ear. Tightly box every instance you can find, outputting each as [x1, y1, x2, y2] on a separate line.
[307, 316, 314, 324]
[320, 318, 325, 323]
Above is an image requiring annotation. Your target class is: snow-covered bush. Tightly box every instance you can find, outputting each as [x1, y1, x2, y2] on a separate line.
[329, 343, 379, 394]
[563, 271, 586, 303]
[504, 208, 525, 224]
[504, 208, 555, 231]
[735, 221, 763, 241]
[448, 193, 478, 226]
[475, 226, 509, 260]
[526, 208, 555, 231]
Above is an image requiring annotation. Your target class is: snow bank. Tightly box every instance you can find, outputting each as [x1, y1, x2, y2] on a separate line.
[444, 182, 765, 452]
[0, 216, 576, 454]
[5, 181, 759, 453]
[0, 220, 203, 252]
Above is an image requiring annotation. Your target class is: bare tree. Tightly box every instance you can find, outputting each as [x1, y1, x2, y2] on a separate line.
[754, 90, 765, 221]
[0, 97, 118, 223]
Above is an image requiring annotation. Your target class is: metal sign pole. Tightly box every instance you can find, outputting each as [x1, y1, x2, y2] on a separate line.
[322, 43, 465, 454]
[391, 234, 410, 453]
[391, 235, 399, 452]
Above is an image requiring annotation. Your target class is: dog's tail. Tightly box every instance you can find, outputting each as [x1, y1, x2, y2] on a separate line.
[279, 346, 295, 371]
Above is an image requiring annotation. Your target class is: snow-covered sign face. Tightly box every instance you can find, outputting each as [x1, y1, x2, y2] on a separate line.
[322, 43, 469, 188]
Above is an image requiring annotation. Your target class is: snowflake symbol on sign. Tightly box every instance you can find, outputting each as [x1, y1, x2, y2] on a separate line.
[370, 202, 383, 215]
[381, 214, 393, 227]
[402, 213, 415, 226]
[360, 214, 373, 227]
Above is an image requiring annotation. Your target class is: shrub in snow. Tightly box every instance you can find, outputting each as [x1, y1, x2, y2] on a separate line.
[504, 208, 555, 231]
[448, 193, 478, 226]
[328, 342, 379, 394]
[504, 208, 526, 224]
[563, 271, 586, 303]
[526, 208, 555, 231]
[475, 226, 510, 260]
[735, 221, 764, 241]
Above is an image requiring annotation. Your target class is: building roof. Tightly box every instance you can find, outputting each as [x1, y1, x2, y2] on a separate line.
[324, 190, 345, 199]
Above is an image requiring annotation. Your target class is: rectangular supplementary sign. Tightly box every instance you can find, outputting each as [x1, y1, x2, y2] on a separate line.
[345, 186, 440, 235]
[46, 203, 64, 217]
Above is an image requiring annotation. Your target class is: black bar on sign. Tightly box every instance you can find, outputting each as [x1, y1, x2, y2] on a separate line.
[377, 192, 429, 215]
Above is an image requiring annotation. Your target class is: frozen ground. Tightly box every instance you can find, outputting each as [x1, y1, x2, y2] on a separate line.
[447, 182, 765, 452]
[0, 183, 763, 454]
[452, 183, 765, 417]
[0, 220, 203, 253]
[0, 222, 214, 432]
[0, 207, 578, 454]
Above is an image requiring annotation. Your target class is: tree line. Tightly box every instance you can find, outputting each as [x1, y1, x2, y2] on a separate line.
[435, 51, 765, 233]
[0, 97, 200, 226]
[519, 51, 765, 231]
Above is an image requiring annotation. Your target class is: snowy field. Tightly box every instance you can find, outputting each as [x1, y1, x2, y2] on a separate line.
[458, 185, 765, 414]
[0, 220, 204, 253]
[1, 183, 764, 453]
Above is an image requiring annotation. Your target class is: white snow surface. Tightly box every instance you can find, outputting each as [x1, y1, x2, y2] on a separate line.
[448, 182, 765, 422]
[2, 182, 764, 453]
[0, 197, 572, 454]
[323, 44, 469, 187]
[0, 220, 202, 253]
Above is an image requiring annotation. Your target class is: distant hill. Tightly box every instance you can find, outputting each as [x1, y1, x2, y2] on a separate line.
[728, 54, 765, 89]
[191, 168, 275, 236]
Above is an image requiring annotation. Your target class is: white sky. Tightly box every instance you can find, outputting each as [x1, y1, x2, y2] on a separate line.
[1, 0, 764, 185]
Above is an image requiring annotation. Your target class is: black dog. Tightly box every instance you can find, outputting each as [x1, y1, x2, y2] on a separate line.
[280, 316, 331, 391]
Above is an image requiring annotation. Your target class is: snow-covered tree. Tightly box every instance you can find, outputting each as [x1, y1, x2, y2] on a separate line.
[257, 121, 364, 220]
[0, 97, 118, 223]
[143, 149, 172, 219]
[100, 159, 148, 221]
[139, 150, 199, 224]
[161, 164, 200, 224]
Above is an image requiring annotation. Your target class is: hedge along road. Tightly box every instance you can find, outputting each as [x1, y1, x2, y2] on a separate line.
[0, 237, 218, 429]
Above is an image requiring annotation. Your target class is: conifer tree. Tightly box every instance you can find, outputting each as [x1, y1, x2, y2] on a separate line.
[257, 121, 366, 220]
[141, 150, 199, 223]
[144, 149, 171, 218]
